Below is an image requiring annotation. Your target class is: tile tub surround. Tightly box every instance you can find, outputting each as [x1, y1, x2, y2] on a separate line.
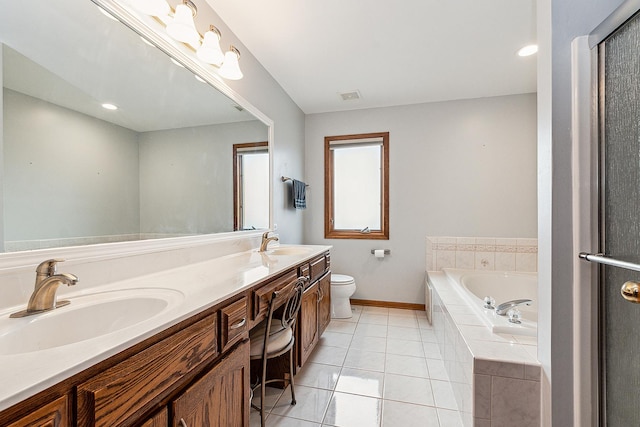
[427, 271, 540, 427]
[426, 237, 538, 272]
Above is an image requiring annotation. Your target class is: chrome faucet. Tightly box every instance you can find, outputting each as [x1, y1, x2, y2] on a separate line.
[10, 259, 78, 318]
[495, 299, 532, 316]
[259, 231, 279, 252]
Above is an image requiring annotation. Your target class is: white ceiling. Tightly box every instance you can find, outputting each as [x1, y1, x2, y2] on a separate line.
[207, 0, 537, 114]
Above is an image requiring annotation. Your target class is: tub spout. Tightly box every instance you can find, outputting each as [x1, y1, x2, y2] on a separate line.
[495, 299, 532, 316]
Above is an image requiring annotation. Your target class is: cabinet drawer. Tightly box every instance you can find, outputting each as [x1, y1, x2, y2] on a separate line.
[77, 314, 218, 427]
[221, 296, 248, 352]
[309, 256, 327, 283]
[253, 270, 298, 321]
[7, 395, 69, 427]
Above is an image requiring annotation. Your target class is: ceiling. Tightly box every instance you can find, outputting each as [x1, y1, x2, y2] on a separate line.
[206, 0, 537, 114]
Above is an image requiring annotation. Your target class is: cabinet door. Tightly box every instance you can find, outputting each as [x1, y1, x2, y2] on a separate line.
[299, 281, 319, 368]
[139, 408, 168, 427]
[7, 395, 69, 427]
[317, 272, 331, 336]
[172, 340, 249, 427]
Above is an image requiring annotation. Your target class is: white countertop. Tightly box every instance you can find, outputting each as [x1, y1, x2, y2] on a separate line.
[0, 244, 331, 411]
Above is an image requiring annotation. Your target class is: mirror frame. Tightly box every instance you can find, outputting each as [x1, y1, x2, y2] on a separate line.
[0, 0, 274, 266]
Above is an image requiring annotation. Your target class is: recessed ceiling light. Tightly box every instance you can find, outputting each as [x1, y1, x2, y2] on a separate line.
[518, 44, 538, 57]
[102, 103, 118, 110]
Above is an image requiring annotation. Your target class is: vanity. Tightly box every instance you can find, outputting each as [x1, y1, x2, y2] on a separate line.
[0, 245, 331, 426]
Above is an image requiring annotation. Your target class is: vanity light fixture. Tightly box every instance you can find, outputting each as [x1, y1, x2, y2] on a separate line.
[197, 26, 224, 66]
[517, 44, 538, 57]
[125, 0, 243, 79]
[218, 46, 243, 80]
[101, 103, 118, 110]
[166, 0, 199, 47]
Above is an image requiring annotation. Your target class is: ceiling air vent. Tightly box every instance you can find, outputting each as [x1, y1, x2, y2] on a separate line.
[339, 90, 361, 101]
[234, 105, 245, 112]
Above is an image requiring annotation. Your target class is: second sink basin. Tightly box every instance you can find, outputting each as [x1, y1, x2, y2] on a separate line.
[0, 288, 184, 355]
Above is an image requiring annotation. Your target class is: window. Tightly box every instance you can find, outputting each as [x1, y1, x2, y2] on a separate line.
[233, 142, 269, 231]
[324, 132, 389, 239]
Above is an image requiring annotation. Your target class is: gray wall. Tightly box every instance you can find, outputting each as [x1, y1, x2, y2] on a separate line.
[195, 4, 306, 243]
[138, 121, 267, 235]
[305, 93, 537, 304]
[538, 0, 626, 424]
[3, 89, 140, 241]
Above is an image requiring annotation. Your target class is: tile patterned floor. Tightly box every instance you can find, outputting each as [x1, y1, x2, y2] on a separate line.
[250, 306, 464, 427]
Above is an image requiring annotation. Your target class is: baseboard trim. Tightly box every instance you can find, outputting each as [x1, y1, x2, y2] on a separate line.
[350, 299, 426, 311]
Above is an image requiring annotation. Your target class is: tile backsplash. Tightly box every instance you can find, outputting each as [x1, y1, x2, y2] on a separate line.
[426, 236, 537, 272]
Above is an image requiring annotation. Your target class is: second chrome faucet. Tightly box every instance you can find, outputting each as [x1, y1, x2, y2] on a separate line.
[10, 259, 78, 318]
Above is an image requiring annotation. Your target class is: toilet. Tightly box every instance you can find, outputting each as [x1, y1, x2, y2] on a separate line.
[330, 274, 356, 319]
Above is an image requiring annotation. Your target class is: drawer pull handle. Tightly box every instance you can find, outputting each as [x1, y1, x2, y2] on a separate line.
[230, 318, 247, 330]
[179, 419, 188, 427]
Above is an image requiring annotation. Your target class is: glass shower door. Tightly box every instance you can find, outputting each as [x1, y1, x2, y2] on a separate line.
[598, 9, 640, 425]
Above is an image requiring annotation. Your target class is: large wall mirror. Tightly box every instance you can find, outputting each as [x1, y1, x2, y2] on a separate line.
[0, 0, 271, 253]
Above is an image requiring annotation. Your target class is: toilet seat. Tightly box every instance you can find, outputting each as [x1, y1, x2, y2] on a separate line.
[331, 274, 354, 285]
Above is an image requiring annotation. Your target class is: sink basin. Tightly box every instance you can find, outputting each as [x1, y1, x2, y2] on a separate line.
[0, 288, 183, 355]
[264, 247, 310, 256]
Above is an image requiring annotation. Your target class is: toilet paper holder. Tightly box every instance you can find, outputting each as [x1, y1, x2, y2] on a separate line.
[370, 249, 391, 255]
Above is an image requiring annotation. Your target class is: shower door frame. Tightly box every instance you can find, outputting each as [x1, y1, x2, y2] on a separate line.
[572, 1, 640, 425]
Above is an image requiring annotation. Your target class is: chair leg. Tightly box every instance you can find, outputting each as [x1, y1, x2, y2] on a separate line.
[260, 357, 268, 427]
[289, 348, 297, 405]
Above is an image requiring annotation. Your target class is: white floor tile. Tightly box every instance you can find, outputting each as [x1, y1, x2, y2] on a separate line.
[359, 314, 389, 326]
[335, 367, 385, 398]
[350, 335, 387, 353]
[270, 385, 333, 423]
[388, 315, 419, 328]
[381, 400, 440, 427]
[387, 325, 422, 342]
[385, 354, 429, 378]
[388, 308, 418, 317]
[422, 342, 443, 359]
[386, 338, 425, 357]
[319, 331, 353, 349]
[295, 362, 342, 390]
[343, 348, 387, 372]
[326, 320, 358, 334]
[323, 392, 382, 427]
[262, 414, 322, 426]
[420, 328, 438, 343]
[354, 323, 388, 338]
[361, 306, 389, 315]
[383, 373, 435, 407]
[308, 345, 348, 366]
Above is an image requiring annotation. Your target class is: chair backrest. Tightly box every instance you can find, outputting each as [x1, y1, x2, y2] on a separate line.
[263, 276, 306, 341]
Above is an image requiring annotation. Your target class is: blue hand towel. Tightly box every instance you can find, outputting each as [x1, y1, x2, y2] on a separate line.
[293, 179, 307, 209]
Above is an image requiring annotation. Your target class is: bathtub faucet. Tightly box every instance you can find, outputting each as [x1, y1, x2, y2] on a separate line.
[495, 299, 532, 316]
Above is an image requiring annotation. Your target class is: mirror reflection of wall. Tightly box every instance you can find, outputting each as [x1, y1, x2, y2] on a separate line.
[0, 0, 270, 253]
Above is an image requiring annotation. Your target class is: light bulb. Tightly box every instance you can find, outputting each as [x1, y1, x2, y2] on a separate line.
[218, 47, 243, 80]
[197, 27, 224, 66]
[166, 3, 200, 46]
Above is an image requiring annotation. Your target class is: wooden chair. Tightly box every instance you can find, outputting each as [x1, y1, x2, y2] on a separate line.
[249, 277, 306, 427]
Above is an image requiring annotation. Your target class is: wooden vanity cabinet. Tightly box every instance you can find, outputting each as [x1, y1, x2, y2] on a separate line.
[0, 250, 330, 427]
[297, 253, 331, 369]
[6, 395, 69, 427]
[317, 272, 331, 336]
[172, 340, 249, 427]
[299, 280, 319, 367]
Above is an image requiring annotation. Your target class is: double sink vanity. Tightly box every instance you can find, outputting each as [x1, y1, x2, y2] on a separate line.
[0, 243, 331, 426]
